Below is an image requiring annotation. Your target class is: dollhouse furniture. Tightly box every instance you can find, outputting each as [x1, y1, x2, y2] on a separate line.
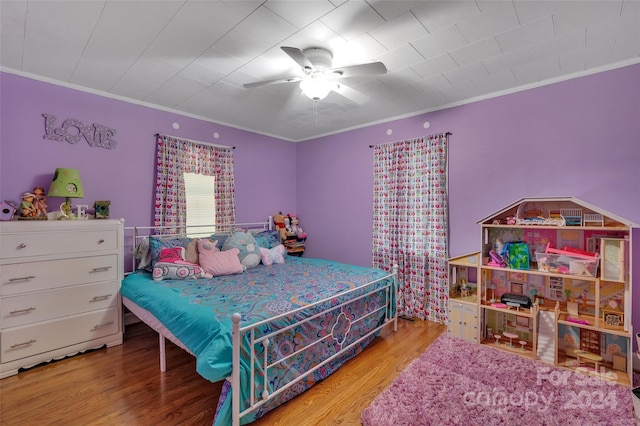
[503, 331, 518, 348]
[565, 345, 581, 359]
[472, 197, 637, 387]
[583, 213, 604, 227]
[613, 353, 627, 371]
[0, 219, 124, 378]
[574, 350, 603, 371]
[447, 252, 479, 343]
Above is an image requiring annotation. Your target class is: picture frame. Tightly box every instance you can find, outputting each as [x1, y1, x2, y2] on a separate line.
[516, 316, 530, 329]
[510, 282, 524, 295]
[602, 310, 623, 328]
[94, 200, 111, 219]
[509, 271, 526, 282]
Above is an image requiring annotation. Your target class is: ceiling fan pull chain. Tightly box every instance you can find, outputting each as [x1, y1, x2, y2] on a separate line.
[314, 100, 318, 126]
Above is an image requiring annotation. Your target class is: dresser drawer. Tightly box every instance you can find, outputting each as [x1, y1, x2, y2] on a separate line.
[1, 281, 118, 328]
[1, 228, 117, 259]
[1, 306, 119, 363]
[1, 255, 117, 296]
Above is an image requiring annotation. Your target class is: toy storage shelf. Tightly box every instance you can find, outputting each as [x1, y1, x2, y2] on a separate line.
[476, 196, 636, 387]
[447, 252, 480, 343]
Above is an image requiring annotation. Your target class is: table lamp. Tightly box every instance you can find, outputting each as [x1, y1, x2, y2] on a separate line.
[48, 168, 84, 219]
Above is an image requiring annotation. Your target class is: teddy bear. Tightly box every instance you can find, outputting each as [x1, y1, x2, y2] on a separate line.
[273, 212, 288, 240]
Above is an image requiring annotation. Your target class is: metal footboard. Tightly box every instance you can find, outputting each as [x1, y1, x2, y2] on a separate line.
[231, 265, 398, 425]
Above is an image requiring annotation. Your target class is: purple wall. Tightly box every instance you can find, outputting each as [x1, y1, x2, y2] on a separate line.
[298, 63, 640, 264]
[2, 65, 639, 354]
[296, 63, 640, 354]
[0, 72, 297, 229]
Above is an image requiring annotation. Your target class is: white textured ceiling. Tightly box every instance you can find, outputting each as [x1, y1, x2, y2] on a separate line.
[1, 0, 639, 141]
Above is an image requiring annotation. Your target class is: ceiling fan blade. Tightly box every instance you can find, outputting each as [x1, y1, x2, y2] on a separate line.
[334, 84, 368, 105]
[332, 62, 387, 78]
[243, 76, 302, 89]
[281, 46, 314, 71]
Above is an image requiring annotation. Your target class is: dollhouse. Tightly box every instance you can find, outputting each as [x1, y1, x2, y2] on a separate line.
[448, 197, 637, 387]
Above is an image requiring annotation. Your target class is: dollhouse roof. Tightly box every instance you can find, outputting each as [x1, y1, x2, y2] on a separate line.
[477, 196, 639, 228]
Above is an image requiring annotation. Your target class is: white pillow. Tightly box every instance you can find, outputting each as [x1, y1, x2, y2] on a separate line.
[259, 244, 286, 266]
[152, 262, 212, 281]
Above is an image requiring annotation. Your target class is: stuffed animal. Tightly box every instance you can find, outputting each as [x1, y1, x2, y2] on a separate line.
[222, 230, 261, 269]
[289, 214, 307, 240]
[273, 212, 288, 240]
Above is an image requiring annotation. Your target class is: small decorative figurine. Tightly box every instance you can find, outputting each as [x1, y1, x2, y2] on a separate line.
[94, 200, 110, 219]
[19, 192, 37, 218]
[32, 186, 48, 218]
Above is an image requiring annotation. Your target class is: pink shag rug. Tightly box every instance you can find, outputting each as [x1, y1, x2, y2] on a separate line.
[362, 334, 639, 426]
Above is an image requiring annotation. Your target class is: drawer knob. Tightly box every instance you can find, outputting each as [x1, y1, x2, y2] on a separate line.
[11, 339, 36, 349]
[90, 266, 112, 273]
[8, 275, 36, 282]
[92, 321, 114, 330]
[17, 243, 27, 249]
[98, 239, 105, 244]
[9, 307, 36, 315]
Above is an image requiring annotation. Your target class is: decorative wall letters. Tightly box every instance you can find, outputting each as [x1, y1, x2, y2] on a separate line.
[43, 113, 117, 149]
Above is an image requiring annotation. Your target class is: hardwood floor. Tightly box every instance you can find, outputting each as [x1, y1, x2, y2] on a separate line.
[0, 319, 445, 425]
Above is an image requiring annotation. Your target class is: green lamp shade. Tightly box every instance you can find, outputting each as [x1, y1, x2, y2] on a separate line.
[48, 168, 84, 199]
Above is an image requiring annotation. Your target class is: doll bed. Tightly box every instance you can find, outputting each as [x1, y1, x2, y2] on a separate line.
[122, 223, 397, 426]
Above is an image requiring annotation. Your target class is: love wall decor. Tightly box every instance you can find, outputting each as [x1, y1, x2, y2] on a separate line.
[43, 113, 117, 149]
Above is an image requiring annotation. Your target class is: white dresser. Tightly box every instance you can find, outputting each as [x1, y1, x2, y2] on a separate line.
[0, 219, 124, 378]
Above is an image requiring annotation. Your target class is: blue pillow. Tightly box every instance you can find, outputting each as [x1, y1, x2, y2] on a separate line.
[254, 230, 281, 249]
[211, 233, 230, 250]
[222, 231, 261, 269]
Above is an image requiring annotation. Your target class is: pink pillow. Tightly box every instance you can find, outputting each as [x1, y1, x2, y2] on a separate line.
[259, 244, 285, 266]
[158, 246, 186, 263]
[198, 239, 245, 276]
[184, 238, 218, 264]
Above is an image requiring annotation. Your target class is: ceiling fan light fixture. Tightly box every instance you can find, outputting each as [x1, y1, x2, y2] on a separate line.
[300, 77, 335, 101]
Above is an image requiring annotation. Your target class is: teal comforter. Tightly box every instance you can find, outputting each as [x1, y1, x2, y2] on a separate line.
[121, 256, 393, 424]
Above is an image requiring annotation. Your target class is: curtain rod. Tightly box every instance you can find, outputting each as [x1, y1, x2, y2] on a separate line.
[155, 133, 235, 149]
[368, 132, 452, 148]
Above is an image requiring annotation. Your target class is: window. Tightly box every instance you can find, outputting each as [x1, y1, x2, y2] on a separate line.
[183, 172, 216, 237]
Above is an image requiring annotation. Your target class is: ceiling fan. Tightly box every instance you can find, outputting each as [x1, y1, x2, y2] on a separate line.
[243, 46, 387, 102]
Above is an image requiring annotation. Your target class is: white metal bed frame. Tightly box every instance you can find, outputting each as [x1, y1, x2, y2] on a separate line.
[124, 220, 398, 426]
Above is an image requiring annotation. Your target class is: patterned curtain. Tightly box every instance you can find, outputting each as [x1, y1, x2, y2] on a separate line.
[372, 134, 449, 323]
[154, 135, 235, 231]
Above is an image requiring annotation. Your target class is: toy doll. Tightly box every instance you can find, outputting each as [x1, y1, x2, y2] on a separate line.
[32, 186, 48, 218]
[19, 192, 36, 218]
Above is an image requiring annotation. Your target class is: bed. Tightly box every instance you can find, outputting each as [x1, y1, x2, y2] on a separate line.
[121, 220, 397, 425]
